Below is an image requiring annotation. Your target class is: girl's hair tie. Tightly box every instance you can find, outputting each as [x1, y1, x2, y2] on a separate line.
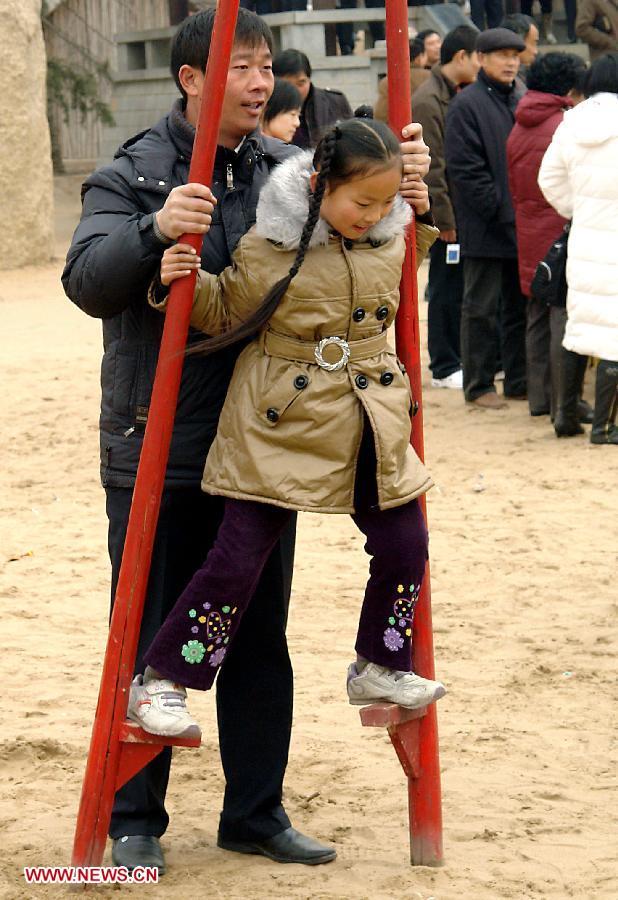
[353, 105, 374, 120]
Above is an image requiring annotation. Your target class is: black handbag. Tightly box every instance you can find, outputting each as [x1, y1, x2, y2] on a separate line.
[530, 223, 570, 308]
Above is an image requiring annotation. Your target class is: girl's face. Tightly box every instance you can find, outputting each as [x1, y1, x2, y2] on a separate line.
[262, 107, 301, 143]
[314, 162, 402, 241]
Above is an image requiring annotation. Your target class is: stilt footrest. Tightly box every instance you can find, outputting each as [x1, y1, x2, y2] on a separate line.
[115, 722, 201, 791]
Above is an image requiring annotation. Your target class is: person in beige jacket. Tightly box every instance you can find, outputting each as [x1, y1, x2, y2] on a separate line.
[576, 0, 618, 61]
[130, 116, 445, 741]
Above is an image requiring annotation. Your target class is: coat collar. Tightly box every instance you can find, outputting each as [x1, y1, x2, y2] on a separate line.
[255, 151, 412, 250]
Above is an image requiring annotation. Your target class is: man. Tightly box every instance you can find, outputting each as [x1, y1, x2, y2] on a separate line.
[374, 36, 432, 122]
[417, 29, 443, 67]
[444, 27, 528, 408]
[62, 8, 432, 875]
[501, 12, 539, 82]
[413, 25, 480, 390]
[272, 48, 352, 148]
[576, 0, 618, 61]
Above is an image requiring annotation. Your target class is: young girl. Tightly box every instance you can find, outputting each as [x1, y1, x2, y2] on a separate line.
[261, 78, 302, 144]
[129, 115, 445, 738]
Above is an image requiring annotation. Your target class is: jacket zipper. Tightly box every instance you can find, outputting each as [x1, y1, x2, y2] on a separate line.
[226, 163, 235, 192]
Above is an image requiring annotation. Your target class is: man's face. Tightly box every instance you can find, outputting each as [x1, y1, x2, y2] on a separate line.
[181, 40, 274, 146]
[480, 48, 521, 85]
[424, 32, 442, 66]
[280, 71, 311, 103]
[458, 50, 481, 85]
[521, 24, 539, 65]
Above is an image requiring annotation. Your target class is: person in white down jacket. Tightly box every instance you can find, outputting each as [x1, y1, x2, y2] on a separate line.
[539, 52, 618, 445]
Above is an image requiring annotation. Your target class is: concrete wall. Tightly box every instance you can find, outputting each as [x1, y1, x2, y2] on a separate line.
[0, 0, 53, 269]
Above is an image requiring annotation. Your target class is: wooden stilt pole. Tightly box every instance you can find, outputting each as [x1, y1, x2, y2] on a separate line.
[371, 0, 444, 865]
[71, 0, 241, 868]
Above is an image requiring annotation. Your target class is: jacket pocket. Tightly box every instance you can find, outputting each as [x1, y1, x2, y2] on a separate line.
[257, 359, 311, 427]
[109, 345, 139, 418]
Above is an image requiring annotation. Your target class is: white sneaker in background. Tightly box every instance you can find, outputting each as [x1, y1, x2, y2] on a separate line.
[346, 662, 446, 709]
[127, 674, 201, 738]
[431, 369, 463, 390]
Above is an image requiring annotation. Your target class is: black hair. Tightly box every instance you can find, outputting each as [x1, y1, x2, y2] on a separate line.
[416, 29, 440, 45]
[500, 13, 535, 37]
[409, 37, 426, 63]
[170, 8, 273, 102]
[440, 25, 478, 65]
[584, 51, 618, 97]
[262, 78, 302, 125]
[572, 64, 588, 97]
[188, 114, 401, 356]
[526, 52, 587, 96]
[272, 48, 312, 79]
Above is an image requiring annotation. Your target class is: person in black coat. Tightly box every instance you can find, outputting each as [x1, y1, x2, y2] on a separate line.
[62, 9, 329, 873]
[444, 28, 528, 408]
[272, 48, 352, 148]
[63, 7, 433, 875]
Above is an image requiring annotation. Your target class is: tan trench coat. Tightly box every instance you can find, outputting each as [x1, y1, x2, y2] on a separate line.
[153, 152, 438, 514]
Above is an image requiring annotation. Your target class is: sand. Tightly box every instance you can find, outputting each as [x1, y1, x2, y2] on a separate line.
[0, 175, 616, 900]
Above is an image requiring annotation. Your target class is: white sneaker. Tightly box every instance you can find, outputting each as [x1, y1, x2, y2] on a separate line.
[127, 674, 201, 739]
[431, 369, 463, 390]
[346, 662, 446, 709]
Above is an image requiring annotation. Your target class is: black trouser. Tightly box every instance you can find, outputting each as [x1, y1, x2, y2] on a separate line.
[461, 257, 527, 402]
[240, 0, 274, 13]
[563, 0, 577, 39]
[337, 0, 385, 52]
[470, 0, 505, 29]
[526, 297, 567, 416]
[106, 486, 296, 842]
[427, 238, 463, 380]
[520, 0, 552, 13]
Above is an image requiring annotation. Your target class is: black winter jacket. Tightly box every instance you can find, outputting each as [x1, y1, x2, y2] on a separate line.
[293, 84, 352, 149]
[444, 70, 524, 259]
[62, 101, 297, 488]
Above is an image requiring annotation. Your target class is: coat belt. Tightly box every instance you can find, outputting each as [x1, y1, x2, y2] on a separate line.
[262, 330, 388, 370]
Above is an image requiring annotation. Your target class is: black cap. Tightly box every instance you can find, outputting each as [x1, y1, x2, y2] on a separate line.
[476, 27, 526, 53]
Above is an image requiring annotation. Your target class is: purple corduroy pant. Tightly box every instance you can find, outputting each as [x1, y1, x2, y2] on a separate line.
[144, 494, 428, 691]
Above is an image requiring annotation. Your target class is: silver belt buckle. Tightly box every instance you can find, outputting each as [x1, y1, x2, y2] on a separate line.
[314, 336, 351, 372]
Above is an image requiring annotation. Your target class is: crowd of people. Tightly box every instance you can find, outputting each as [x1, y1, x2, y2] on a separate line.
[61, 1, 616, 882]
[258, 20, 616, 444]
[241, 0, 617, 61]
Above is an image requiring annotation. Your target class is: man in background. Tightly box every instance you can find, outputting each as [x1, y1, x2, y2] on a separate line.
[414, 25, 480, 390]
[374, 34, 436, 121]
[501, 12, 540, 82]
[445, 28, 527, 409]
[272, 48, 352, 147]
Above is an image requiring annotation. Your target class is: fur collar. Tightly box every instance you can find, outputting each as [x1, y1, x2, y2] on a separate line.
[255, 150, 412, 250]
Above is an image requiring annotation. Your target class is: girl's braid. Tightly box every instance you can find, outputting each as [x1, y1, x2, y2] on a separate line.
[289, 127, 339, 278]
[185, 127, 340, 357]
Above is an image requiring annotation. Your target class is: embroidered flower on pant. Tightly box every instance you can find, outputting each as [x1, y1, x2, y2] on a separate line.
[383, 627, 404, 652]
[209, 647, 227, 668]
[182, 639, 206, 664]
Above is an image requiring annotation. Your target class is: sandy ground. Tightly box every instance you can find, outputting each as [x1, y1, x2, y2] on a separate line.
[0, 175, 616, 900]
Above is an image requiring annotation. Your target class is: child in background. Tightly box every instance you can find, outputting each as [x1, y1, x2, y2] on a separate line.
[129, 113, 446, 738]
[261, 78, 302, 144]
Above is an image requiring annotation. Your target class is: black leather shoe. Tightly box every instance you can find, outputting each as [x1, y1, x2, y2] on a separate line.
[111, 835, 166, 874]
[217, 827, 336, 865]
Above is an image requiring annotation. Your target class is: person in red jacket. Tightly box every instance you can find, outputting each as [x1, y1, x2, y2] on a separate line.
[507, 52, 592, 421]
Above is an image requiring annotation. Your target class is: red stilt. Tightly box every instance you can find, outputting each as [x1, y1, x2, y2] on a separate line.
[359, 0, 444, 867]
[71, 0, 241, 868]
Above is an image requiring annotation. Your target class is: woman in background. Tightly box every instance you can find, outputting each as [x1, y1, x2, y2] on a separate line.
[261, 78, 302, 144]
[539, 53, 618, 445]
